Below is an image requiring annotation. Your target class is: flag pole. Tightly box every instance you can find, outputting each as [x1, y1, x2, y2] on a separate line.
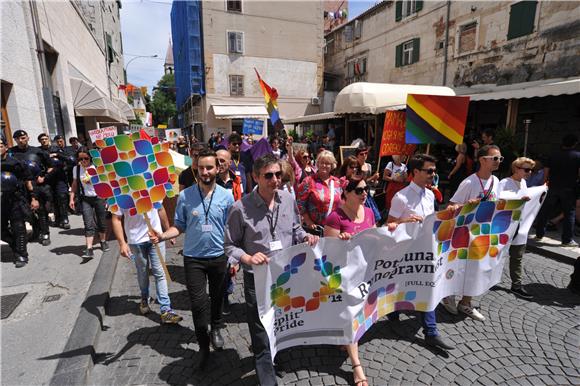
[142, 212, 172, 282]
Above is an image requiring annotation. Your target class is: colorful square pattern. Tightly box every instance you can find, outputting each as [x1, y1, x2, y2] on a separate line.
[88, 133, 177, 216]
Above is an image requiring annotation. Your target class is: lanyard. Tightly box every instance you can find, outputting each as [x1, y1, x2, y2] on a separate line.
[232, 155, 240, 169]
[197, 185, 216, 224]
[266, 203, 280, 240]
[477, 176, 494, 201]
[326, 180, 335, 218]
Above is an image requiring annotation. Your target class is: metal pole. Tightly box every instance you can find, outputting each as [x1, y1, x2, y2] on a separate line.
[523, 119, 531, 157]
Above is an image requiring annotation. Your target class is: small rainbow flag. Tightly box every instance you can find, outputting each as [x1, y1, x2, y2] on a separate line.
[405, 94, 470, 145]
[255, 69, 283, 130]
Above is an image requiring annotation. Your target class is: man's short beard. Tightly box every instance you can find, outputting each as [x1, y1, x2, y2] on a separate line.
[200, 176, 215, 186]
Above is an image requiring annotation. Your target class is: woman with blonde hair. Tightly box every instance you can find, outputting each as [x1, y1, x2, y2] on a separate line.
[297, 150, 342, 234]
[498, 157, 535, 299]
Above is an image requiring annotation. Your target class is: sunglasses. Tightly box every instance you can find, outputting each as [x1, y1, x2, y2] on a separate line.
[420, 168, 437, 175]
[518, 167, 533, 173]
[482, 155, 504, 162]
[263, 171, 282, 180]
[358, 152, 368, 156]
[231, 142, 241, 146]
[351, 186, 370, 195]
[303, 155, 311, 159]
[78, 157, 90, 161]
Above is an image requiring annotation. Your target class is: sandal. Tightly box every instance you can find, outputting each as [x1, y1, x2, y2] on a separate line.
[352, 364, 368, 386]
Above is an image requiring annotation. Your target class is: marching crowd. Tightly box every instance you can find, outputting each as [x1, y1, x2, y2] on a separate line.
[1, 128, 579, 386]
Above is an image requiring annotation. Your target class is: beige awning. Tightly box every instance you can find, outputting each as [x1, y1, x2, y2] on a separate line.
[70, 78, 127, 123]
[113, 97, 136, 120]
[457, 77, 580, 101]
[211, 104, 269, 119]
[334, 82, 456, 114]
[284, 112, 340, 124]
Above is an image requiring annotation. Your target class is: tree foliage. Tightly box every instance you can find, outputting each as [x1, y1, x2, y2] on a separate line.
[150, 73, 176, 126]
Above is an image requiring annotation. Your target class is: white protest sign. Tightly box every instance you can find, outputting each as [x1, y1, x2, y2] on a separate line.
[88, 126, 117, 143]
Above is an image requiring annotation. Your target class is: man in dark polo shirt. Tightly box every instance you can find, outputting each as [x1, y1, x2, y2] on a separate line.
[535, 134, 580, 247]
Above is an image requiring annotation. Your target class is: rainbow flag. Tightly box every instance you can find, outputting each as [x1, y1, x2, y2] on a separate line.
[255, 69, 283, 129]
[405, 94, 470, 145]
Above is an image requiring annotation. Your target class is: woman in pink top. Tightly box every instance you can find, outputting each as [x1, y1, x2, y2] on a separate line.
[324, 177, 375, 386]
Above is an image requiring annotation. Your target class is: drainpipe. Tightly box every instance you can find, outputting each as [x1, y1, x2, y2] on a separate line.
[442, 0, 451, 86]
[30, 0, 57, 134]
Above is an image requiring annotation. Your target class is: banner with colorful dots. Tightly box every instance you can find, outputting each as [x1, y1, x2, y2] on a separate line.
[254, 197, 544, 357]
[88, 133, 177, 216]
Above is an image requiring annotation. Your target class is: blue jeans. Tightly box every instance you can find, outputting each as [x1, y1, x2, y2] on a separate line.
[388, 311, 438, 337]
[130, 241, 171, 313]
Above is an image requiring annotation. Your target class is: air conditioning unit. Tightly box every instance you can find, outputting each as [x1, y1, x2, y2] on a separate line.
[311, 97, 321, 105]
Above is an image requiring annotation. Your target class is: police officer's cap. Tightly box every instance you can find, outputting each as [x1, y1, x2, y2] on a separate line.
[53, 134, 64, 141]
[12, 129, 28, 139]
[38, 133, 49, 141]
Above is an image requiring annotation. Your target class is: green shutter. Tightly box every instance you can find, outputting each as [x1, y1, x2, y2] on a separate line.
[412, 38, 420, 63]
[507, 1, 537, 40]
[395, 44, 403, 67]
[416, 0, 424, 12]
[395, 1, 402, 21]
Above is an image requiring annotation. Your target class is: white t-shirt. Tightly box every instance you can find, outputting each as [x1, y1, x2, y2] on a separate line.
[385, 162, 407, 178]
[113, 208, 162, 245]
[450, 173, 500, 204]
[498, 177, 528, 199]
[73, 165, 97, 197]
[390, 182, 435, 219]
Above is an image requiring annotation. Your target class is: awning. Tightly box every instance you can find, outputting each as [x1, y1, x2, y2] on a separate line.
[457, 77, 580, 101]
[334, 82, 456, 114]
[113, 97, 136, 120]
[284, 112, 340, 124]
[70, 78, 127, 123]
[211, 104, 269, 119]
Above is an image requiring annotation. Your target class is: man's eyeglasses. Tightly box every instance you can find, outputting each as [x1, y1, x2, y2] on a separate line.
[231, 142, 242, 147]
[517, 167, 533, 173]
[263, 171, 282, 180]
[353, 186, 370, 195]
[78, 157, 90, 161]
[420, 168, 437, 175]
[482, 155, 504, 162]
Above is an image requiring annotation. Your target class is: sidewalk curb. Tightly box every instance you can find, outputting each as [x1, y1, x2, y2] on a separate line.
[526, 241, 578, 266]
[49, 242, 120, 386]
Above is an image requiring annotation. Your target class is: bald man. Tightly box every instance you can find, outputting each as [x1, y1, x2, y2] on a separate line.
[216, 149, 243, 201]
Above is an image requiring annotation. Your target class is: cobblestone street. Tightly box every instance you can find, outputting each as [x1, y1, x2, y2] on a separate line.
[88, 240, 580, 386]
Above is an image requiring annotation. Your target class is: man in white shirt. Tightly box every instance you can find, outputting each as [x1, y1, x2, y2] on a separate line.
[386, 154, 454, 351]
[443, 145, 503, 322]
[111, 207, 183, 324]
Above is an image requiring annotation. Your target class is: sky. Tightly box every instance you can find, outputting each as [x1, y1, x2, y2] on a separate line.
[120, 0, 377, 91]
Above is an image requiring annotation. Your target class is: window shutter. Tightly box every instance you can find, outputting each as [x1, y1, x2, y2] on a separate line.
[395, 43, 403, 67]
[412, 38, 420, 63]
[395, 0, 402, 21]
[507, 1, 537, 40]
[228, 32, 235, 53]
[415, 0, 424, 12]
[236, 33, 243, 53]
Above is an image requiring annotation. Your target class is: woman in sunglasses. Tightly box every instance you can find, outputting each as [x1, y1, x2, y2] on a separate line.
[324, 177, 375, 386]
[442, 144, 503, 321]
[340, 156, 381, 222]
[498, 157, 535, 300]
[69, 148, 109, 259]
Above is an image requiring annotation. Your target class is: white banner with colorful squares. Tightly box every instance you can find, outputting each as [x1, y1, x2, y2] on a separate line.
[255, 198, 541, 358]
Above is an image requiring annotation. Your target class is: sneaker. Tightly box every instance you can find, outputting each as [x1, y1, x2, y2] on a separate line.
[139, 298, 151, 315]
[82, 248, 94, 259]
[458, 303, 485, 321]
[100, 240, 110, 252]
[441, 296, 458, 315]
[160, 310, 183, 324]
[425, 335, 454, 350]
[510, 285, 533, 300]
[60, 221, 71, 230]
[561, 240, 579, 247]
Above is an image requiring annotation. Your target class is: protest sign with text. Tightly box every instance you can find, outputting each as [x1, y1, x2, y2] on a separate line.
[88, 126, 117, 143]
[379, 111, 416, 157]
[255, 198, 534, 358]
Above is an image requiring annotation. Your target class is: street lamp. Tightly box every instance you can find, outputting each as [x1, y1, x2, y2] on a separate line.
[124, 54, 159, 83]
[523, 118, 532, 157]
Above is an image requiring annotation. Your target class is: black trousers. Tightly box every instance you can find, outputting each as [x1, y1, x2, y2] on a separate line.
[1, 193, 29, 258]
[32, 183, 52, 235]
[243, 270, 278, 386]
[183, 254, 227, 332]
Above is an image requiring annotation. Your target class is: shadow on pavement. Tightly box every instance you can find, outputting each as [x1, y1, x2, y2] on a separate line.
[57, 227, 86, 236]
[83, 292, 110, 331]
[525, 282, 580, 307]
[50, 244, 86, 257]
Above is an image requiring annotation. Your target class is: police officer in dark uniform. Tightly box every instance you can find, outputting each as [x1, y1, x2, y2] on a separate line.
[1, 135, 39, 267]
[10, 130, 53, 246]
[44, 135, 72, 229]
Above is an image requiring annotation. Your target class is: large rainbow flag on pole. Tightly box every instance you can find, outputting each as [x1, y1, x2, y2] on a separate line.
[405, 94, 470, 145]
[255, 69, 284, 130]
